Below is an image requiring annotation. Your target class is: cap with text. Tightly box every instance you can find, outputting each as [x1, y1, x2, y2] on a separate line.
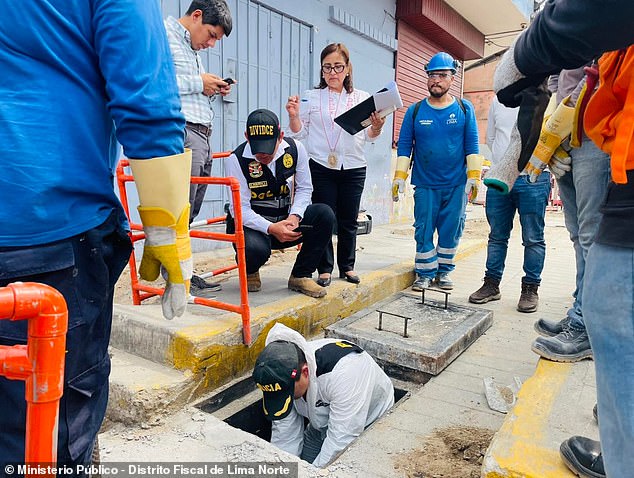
[252, 340, 301, 421]
[246, 108, 280, 155]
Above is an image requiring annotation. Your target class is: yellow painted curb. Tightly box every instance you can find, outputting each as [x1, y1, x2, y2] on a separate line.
[483, 360, 577, 478]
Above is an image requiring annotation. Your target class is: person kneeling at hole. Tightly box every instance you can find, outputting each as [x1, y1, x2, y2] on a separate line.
[225, 109, 335, 298]
[253, 323, 394, 467]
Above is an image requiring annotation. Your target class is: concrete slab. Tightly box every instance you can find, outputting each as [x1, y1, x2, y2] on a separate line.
[325, 292, 493, 376]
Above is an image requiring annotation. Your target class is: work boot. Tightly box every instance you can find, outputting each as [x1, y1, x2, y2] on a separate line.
[288, 275, 327, 298]
[412, 276, 431, 292]
[534, 316, 572, 337]
[469, 277, 501, 304]
[435, 272, 454, 290]
[560, 436, 605, 478]
[247, 272, 261, 292]
[190, 274, 222, 298]
[531, 326, 593, 362]
[517, 282, 539, 313]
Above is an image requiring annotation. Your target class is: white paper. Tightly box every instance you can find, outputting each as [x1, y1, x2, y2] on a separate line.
[360, 81, 403, 127]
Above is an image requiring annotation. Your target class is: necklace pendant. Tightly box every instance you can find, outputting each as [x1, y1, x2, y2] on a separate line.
[328, 152, 337, 167]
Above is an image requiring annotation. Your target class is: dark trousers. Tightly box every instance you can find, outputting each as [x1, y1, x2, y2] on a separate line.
[309, 160, 366, 275]
[0, 210, 132, 470]
[226, 203, 335, 277]
[185, 124, 212, 223]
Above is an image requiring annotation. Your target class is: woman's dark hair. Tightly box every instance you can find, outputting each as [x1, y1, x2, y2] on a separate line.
[186, 0, 233, 36]
[316, 43, 353, 93]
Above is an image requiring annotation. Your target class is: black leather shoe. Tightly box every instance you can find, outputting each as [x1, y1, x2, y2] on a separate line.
[316, 274, 332, 287]
[340, 271, 360, 284]
[560, 436, 605, 478]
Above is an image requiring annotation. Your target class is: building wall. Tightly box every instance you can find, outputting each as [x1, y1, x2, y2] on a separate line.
[154, 0, 397, 232]
[463, 58, 499, 156]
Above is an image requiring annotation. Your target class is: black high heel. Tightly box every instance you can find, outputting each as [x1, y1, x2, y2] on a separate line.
[316, 274, 332, 287]
[339, 271, 360, 284]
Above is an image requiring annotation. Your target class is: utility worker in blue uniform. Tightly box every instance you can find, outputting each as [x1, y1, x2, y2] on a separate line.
[0, 0, 191, 469]
[224, 109, 335, 298]
[393, 52, 481, 291]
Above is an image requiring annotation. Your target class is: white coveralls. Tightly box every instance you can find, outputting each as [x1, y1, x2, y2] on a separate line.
[265, 323, 394, 467]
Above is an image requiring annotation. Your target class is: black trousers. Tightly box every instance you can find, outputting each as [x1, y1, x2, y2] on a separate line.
[226, 203, 335, 277]
[309, 160, 366, 275]
[0, 210, 132, 471]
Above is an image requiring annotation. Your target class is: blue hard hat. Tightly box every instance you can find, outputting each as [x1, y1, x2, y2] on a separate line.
[424, 52, 459, 74]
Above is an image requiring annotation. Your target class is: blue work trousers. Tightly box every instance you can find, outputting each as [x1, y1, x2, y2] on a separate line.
[413, 184, 467, 279]
[0, 210, 131, 471]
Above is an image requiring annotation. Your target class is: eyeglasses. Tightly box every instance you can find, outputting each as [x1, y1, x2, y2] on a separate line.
[428, 72, 451, 80]
[321, 64, 346, 74]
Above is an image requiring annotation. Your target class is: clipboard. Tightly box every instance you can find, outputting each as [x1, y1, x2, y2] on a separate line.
[334, 81, 403, 135]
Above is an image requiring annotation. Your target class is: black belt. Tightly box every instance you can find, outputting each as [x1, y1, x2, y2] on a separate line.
[186, 121, 212, 137]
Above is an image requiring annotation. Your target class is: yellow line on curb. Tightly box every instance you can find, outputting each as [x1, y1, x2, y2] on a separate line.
[483, 360, 577, 478]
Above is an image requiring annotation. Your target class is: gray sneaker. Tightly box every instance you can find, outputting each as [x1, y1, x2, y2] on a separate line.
[412, 276, 431, 291]
[531, 326, 593, 362]
[435, 272, 454, 290]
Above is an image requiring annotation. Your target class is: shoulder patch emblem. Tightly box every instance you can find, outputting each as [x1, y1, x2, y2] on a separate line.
[282, 153, 293, 168]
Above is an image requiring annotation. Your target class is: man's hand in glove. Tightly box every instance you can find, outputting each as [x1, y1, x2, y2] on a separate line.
[392, 178, 406, 202]
[549, 146, 572, 180]
[392, 155, 411, 202]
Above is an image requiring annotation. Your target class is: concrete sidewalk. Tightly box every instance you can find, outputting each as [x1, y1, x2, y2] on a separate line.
[103, 206, 597, 477]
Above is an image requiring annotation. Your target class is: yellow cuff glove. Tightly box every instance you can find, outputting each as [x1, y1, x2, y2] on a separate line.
[392, 156, 411, 202]
[465, 154, 484, 202]
[130, 150, 193, 320]
[525, 97, 575, 183]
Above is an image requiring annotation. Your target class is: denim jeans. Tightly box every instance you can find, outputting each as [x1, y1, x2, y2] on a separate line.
[484, 172, 550, 284]
[556, 141, 610, 330]
[0, 210, 132, 470]
[583, 243, 634, 478]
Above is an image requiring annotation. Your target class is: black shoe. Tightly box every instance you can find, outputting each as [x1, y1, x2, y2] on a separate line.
[531, 326, 592, 362]
[560, 436, 605, 478]
[534, 316, 572, 337]
[517, 282, 539, 313]
[190, 274, 222, 298]
[469, 277, 501, 304]
[340, 271, 360, 284]
[316, 274, 332, 287]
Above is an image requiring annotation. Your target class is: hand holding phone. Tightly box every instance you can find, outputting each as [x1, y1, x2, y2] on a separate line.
[223, 78, 235, 85]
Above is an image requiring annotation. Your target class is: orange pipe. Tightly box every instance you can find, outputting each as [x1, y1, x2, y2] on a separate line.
[0, 282, 68, 475]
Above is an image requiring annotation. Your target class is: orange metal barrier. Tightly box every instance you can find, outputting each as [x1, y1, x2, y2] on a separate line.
[116, 153, 251, 345]
[0, 282, 68, 472]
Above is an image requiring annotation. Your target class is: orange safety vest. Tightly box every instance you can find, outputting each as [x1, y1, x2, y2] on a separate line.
[585, 46, 634, 184]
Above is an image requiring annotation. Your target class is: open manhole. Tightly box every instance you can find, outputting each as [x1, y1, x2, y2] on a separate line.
[196, 376, 410, 442]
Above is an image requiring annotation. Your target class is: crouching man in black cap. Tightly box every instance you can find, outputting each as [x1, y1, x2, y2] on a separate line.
[253, 323, 394, 467]
[225, 108, 336, 298]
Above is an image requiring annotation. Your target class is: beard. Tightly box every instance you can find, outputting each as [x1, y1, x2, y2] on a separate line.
[428, 85, 449, 98]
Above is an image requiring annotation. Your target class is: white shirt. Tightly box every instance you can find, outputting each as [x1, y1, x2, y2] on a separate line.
[486, 97, 519, 167]
[265, 323, 394, 468]
[164, 16, 215, 126]
[289, 88, 379, 170]
[224, 139, 313, 234]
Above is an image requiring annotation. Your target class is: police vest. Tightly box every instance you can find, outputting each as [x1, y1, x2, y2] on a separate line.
[315, 341, 364, 377]
[234, 138, 299, 223]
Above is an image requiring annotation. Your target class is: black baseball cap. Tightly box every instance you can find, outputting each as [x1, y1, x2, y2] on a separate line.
[246, 109, 280, 155]
[252, 340, 302, 421]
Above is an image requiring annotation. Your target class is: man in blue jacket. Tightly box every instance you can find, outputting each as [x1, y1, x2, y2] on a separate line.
[0, 0, 189, 468]
[393, 52, 481, 291]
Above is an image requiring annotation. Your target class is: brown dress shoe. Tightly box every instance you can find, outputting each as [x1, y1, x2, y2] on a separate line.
[288, 275, 326, 298]
[247, 271, 261, 292]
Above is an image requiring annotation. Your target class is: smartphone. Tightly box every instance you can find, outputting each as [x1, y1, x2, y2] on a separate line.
[293, 224, 313, 233]
[223, 78, 235, 85]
